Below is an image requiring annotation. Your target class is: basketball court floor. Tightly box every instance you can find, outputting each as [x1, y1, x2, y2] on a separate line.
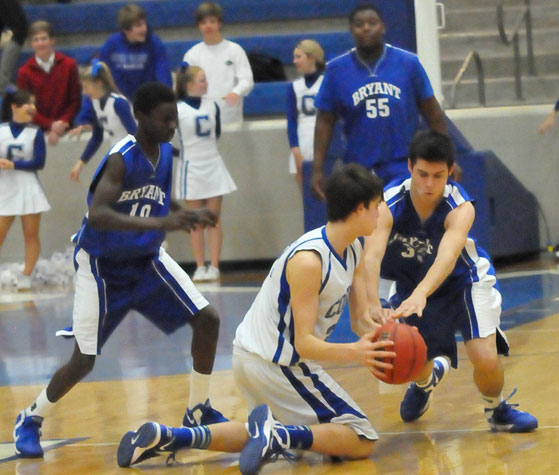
[1, 260, 559, 474]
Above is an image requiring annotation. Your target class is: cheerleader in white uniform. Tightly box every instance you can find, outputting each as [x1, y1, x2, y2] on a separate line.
[175, 65, 236, 282]
[286, 40, 325, 188]
[0, 90, 50, 290]
[68, 61, 136, 182]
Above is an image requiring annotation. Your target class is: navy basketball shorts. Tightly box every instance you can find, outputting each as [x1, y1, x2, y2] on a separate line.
[72, 246, 209, 355]
[232, 346, 378, 440]
[392, 278, 509, 368]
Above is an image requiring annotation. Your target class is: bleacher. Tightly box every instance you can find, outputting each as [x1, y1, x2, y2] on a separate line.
[20, 0, 417, 117]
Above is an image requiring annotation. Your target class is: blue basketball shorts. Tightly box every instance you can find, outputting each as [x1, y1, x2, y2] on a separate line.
[390, 276, 509, 368]
[72, 246, 209, 355]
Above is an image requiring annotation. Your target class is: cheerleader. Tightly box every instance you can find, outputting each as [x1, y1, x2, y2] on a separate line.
[0, 89, 50, 290]
[286, 39, 325, 188]
[68, 61, 136, 182]
[175, 65, 236, 282]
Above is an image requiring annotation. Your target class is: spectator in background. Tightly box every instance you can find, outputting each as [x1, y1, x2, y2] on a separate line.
[69, 60, 136, 182]
[287, 39, 325, 189]
[183, 2, 254, 125]
[0, 89, 50, 291]
[538, 98, 559, 134]
[17, 21, 81, 145]
[0, 0, 28, 95]
[100, 3, 172, 101]
[174, 65, 236, 282]
[311, 3, 447, 199]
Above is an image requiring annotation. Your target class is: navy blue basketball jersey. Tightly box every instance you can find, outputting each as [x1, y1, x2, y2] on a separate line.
[315, 45, 434, 169]
[73, 135, 172, 259]
[380, 178, 496, 297]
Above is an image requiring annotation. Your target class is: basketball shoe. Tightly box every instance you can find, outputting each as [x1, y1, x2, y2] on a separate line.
[182, 399, 228, 427]
[117, 422, 176, 467]
[14, 410, 43, 458]
[239, 404, 294, 475]
[486, 389, 538, 432]
[400, 356, 449, 422]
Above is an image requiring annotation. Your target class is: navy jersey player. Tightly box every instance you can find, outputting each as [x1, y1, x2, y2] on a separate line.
[364, 130, 537, 432]
[14, 83, 227, 459]
[312, 3, 447, 198]
[116, 164, 396, 473]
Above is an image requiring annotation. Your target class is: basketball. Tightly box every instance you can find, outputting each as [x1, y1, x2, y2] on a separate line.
[372, 320, 427, 385]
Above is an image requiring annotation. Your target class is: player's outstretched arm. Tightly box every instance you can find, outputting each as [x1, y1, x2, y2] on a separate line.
[394, 201, 475, 318]
[288, 250, 395, 370]
[363, 203, 393, 313]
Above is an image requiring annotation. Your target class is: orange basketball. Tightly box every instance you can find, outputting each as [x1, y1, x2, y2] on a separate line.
[372, 320, 427, 384]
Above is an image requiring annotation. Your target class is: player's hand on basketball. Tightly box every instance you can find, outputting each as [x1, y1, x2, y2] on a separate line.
[0, 158, 14, 169]
[310, 170, 326, 200]
[369, 305, 394, 325]
[195, 208, 218, 228]
[393, 291, 426, 318]
[355, 332, 395, 369]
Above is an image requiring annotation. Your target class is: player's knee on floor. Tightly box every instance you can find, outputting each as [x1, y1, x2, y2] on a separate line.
[348, 438, 376, 459]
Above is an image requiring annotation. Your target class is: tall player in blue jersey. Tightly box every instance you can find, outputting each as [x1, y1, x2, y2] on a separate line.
[13, 82, 227, 459]
[116, 164, 396, 474]
[364, 130, 537, 432]
[312, 3, 447, 198]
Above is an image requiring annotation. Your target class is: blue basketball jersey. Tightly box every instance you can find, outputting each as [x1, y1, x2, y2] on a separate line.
[380, 178, 497, 297]
[315, 44, 434, 170]
[73, 135, 172, 259]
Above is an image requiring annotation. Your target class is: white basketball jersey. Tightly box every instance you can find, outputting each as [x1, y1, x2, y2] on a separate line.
[0, 122, 39, 162]
[234, 226, 363, 366]
[292, 75, 323, 161]
[176, 99, 220, 162]
[93, 93, 133, 144]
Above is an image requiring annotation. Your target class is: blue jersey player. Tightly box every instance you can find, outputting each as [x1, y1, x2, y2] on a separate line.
[14, 83, 227, 459]
[364, 130, 537, 433]
[115, 164, 396, 474]
[312, 3, 447, 198]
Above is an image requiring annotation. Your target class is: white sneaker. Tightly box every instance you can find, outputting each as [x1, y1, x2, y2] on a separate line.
[17, 275, 32, 292]
[192, 266, 208, 282]
[205, 265, 220, 282]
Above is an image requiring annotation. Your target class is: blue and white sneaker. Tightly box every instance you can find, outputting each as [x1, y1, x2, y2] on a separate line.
[117, 422, 176, 467]
[239, 404, 292, 475]
[182, 399, 228, 427]
[486, 389, 538, 432]
[400, 356, 449, 422]
[55, 325, 74, 338]
[14, 410, 43, 458]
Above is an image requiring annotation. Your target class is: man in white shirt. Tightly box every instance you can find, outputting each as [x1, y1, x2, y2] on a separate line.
[183, 2, 254, 124]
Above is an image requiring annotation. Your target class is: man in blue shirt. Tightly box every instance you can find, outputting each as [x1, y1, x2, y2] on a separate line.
[312, 3, 447, 198]
[100, 3, 172, 100]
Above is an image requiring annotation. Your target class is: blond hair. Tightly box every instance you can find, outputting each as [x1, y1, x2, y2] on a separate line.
[296, 39, 325, 72]
[29, 20, 54, 39]
[81, 61, 120, 94]
[175, 65, 203, 100]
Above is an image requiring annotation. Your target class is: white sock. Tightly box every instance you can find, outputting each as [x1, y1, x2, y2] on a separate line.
[26, 387, 55, 418]
[482, 393, 503, 411]
[188, 370, 211, 409]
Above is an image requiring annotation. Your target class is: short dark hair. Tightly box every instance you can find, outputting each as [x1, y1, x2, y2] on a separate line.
[325, 163, 384, 222]
[1, 89, 34, 121]
[409, 130, 455, 168]
[349, 2, 384, 24]
[133, 82, 176, 116]
[195, 2, 223, 24]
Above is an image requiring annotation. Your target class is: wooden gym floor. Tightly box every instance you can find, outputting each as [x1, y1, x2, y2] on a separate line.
[1, 260, 559, 474]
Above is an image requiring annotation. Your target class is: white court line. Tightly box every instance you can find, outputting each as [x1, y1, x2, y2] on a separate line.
[497, 269, 559, 279]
